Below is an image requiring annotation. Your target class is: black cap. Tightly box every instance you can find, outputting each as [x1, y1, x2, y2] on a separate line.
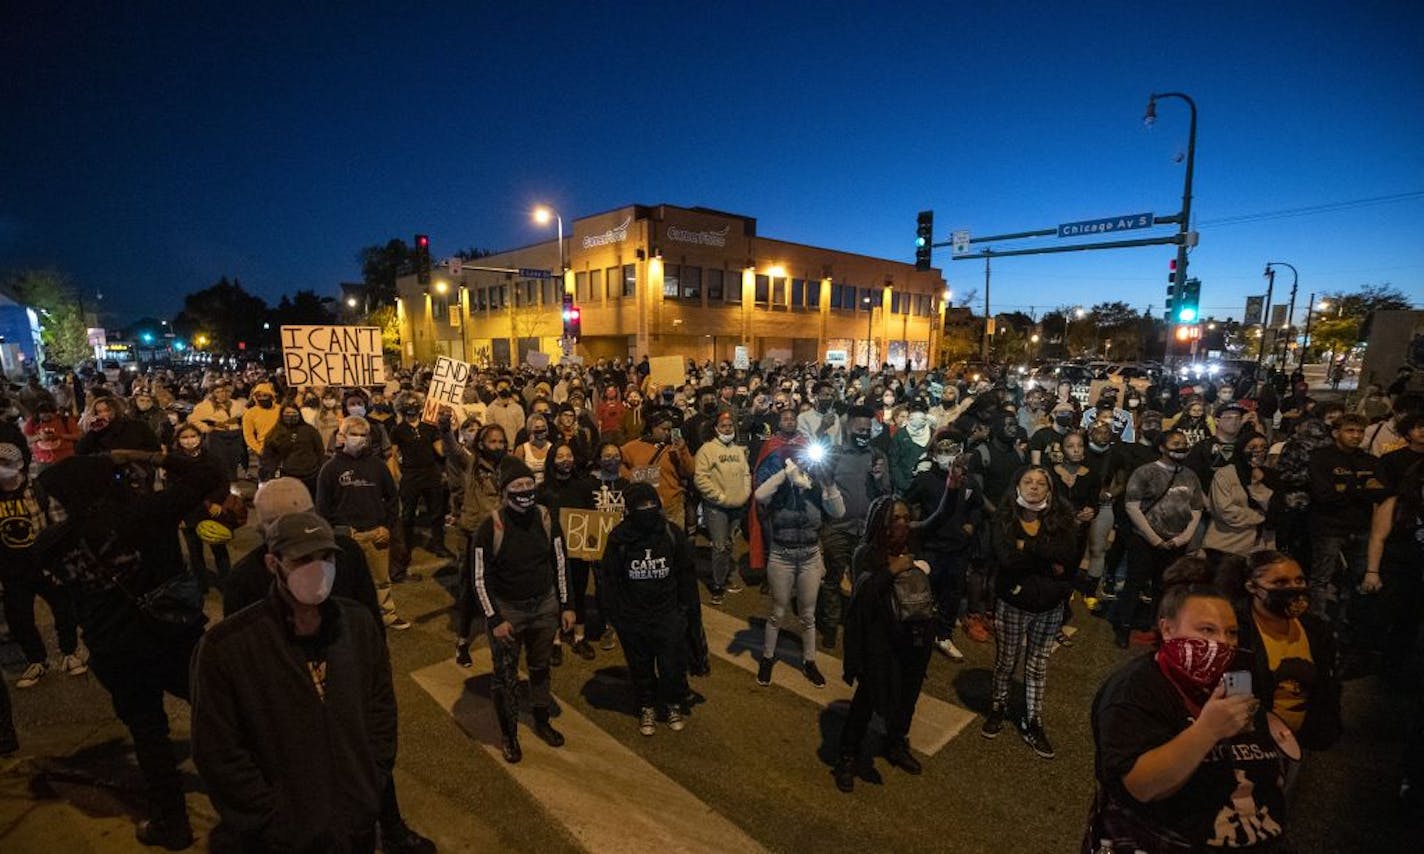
[624, 482, 661, 510]
[498, 455, 535, 491]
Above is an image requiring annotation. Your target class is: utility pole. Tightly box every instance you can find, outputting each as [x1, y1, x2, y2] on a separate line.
[980, 251, 991, 361]
[1257, 266, 1275, 367]
[1266, 261, 1299, 367]
[1301, 291, 1317, 360]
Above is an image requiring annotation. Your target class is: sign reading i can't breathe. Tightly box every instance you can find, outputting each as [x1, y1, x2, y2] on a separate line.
[280, 326, 387, 388]
[421, 355, 471, 425]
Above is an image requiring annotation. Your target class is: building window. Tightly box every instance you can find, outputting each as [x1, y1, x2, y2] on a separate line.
[542, 279, 557, 305]
[589, 269, 603, 303]
[791, 278, 805, 308]
[807, 279, 821, 308]
[830, 283, 844, 309]
[681, 265, 701, 300]
[858, 287, 874, 311]
[770, 276, 787, 310]
[727, 270, 742, 303]
[606, 267, 620, 300]
[622, 264, 637, 298]
[433, 293, 449, 319]
[707, 268, 724, 301]
[575, 272, 588, 302]
[663, 264, 680, 298]
[755, 274, 769, 305]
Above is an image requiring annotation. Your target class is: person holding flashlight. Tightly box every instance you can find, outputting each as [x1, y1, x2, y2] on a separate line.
[753, 409, 845, 688]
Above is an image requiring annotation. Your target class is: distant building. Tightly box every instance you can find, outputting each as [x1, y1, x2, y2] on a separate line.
[394, 203, 953, 369]
[0, 290, 43, 376]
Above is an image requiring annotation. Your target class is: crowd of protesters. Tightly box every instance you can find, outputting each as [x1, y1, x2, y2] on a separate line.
[0, 352, 1421, 851]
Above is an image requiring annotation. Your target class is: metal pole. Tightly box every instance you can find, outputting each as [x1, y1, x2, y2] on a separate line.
[1148, 92, 1197, 368]
[1257, 267, 1275, 367]
[1301, 292, 1316, 361]
[981, 252, 991, 361]
[1268, 261, 1298, 367]
[865, 300, 874, 369]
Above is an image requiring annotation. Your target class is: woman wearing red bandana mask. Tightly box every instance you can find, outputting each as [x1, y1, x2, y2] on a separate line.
[1090, 558, 1289, 851]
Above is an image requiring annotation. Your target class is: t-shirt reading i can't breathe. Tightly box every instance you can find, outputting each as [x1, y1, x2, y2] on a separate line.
[1125, 460, 1204, 540]
[1094, 654, 1286, 849]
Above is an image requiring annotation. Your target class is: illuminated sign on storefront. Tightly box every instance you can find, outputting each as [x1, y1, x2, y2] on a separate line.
[667, 224, 731, 247]
[581, 216, 632, 249]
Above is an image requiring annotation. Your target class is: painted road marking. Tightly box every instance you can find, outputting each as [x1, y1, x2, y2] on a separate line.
[698, 606, 977, 756]
[411, 654, 768, 854]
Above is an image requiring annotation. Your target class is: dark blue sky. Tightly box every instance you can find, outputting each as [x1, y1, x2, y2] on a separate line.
[3, 1, 1421, 325]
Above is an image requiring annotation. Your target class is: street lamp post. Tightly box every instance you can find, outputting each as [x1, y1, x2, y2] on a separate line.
[533, 206, 565, 272]
[1065, 307, 1085, 357]
[1266, 261, 1298, 366]
[1145, 91, 1197, 364]
[1301, 292, 1317, 359]
[863, 295, 874, 369]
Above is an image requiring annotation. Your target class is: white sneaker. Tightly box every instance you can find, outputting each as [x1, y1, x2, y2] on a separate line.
[666, 707, 685, 732]
[639, 707, 657, 737]
[934, 637, 965, 662]
[16, 662, 46, 688]
[61, 654, 88, 676]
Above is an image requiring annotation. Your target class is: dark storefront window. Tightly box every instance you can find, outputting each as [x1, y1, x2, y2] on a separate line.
[707, 268, 724, 301]
[623, 264, 637, 298]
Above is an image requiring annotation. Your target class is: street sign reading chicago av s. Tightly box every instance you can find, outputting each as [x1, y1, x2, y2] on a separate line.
[519, 268, 552, 279]
[1057, 212, 1154, 238]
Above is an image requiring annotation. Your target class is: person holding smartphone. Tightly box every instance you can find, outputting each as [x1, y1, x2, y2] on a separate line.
[1089, 558, 1290, 851]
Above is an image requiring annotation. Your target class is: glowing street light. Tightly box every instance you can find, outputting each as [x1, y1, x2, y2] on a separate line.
[533, 205, 565, 272]
[434, 281, 449, 295]
[347, 297, 358, 308]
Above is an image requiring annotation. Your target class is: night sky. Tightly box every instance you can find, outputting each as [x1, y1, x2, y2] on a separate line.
[3, 1, 1421, 325]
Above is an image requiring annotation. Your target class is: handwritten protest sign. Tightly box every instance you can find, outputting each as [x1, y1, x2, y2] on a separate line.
[560, 507, 623, 561]
[281, 326, 386, 388]
[421, 355, 471, 425]
[647, 355, 685, 391]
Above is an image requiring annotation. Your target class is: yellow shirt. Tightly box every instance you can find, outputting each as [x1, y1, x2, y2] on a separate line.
[1255, 615, 1315, 734]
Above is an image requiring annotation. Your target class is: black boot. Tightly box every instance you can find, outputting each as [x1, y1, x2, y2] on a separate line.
[833, 755, 856, 792]
[426, 525, 454, 559]
[135, 815, 193, 851]
[532, 708, 565, 748]
[885, 740, 922, 775]
[494, 691, 522, 763]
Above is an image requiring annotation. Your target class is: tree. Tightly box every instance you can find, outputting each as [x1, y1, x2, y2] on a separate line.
[171, 276, 269, 351]
[273, 289, 335, 326]
[990, 325, 1033, 364]
[1317, 283, 1411, 343]
[366, 304, 401, 358]
[1090, 301, 1139, 330]
[358, 238, 416, 306]
[453, 247, 496, 261]
[5, 268, 91, 366]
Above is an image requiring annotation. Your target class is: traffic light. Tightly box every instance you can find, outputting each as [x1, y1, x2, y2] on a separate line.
[915, 210, 933, 272]
[415, 234, 432, 286]
[561, 291, 581, 339]
[1176, 277, 1201, 323]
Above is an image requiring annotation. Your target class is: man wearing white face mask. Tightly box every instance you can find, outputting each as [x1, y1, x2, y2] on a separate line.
[317, 417, 407, 630]
[694, 410, 751, 604]
[192, 512, 397, 853]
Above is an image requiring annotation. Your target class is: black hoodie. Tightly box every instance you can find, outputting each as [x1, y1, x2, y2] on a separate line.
[600, 512, 699, 626]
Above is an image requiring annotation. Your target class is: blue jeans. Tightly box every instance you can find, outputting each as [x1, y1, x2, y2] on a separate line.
[704, 503, 741, 591]
[925, 550, 968, 640]
[764, 549, 824, 662]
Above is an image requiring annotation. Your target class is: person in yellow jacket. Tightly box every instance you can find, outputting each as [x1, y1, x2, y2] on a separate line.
[620, 410, 694, 531]
[189, 382, 247, 479]
[241, 382, 280, 466]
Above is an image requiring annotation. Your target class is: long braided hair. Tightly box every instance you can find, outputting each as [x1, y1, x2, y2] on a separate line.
[859, 494, 907, 577]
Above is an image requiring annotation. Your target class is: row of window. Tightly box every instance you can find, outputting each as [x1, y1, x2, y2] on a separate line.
[444, 267, 934, 318]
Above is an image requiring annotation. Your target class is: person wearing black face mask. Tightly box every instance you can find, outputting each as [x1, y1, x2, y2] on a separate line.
[539, 442, 601, 661]
[1109, 429, 1205, 648]
[682, 387, 721, 456]
[259, 403, 325, 497]
[1219, 550, 1340, 761]
[451, 425, 509, 666]
[601, 483, 701, 737]
[471, 456, 575, 763]
[388, 397, 451, 565]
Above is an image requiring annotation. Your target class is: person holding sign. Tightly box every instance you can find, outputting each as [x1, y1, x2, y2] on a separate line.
[600, 482, 701, 737]
[538, 441, 600, 661]
[620, 410, 695, 530]
[188, 382, 247, 480]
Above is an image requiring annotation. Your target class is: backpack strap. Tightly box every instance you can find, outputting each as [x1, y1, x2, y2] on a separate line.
[492, 504, 553, 561]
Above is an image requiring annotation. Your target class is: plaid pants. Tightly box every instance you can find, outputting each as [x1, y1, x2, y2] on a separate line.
[991, 599, 1063, 723]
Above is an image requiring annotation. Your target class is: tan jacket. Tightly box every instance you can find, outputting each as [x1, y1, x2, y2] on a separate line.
[694, 439, 751, 509]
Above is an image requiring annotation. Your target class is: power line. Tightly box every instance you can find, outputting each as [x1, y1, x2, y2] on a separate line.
[1195, 191, 1424, 229]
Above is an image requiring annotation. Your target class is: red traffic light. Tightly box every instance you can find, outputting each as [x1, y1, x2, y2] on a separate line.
[569, 308, 580, 321]
[416, 234, 429, 249]
[1168, 258, 1177, 272]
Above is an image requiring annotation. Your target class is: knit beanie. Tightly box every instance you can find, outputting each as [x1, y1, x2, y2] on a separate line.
[498, 455, 535, 491]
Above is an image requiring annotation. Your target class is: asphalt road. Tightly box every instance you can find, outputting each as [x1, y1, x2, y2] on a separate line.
[2, 519, 1421, 853]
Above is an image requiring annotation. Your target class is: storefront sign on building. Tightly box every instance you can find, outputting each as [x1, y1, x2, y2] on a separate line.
[580, 216, 631, 249]
[667, 224, 730, 247]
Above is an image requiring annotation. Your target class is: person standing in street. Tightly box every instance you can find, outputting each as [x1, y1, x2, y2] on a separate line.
[472, 456, 576, 763]
[694, 410, 751, 604]
[317, 416, 409, 630]
[259, 399, 326, 497]
[601, 483, 701, 736]
[239, 382, 279, 474]
[389, 397, 453, 560]
[192, 512, 397, 853]
[188, 381, 246, 480]
[1109, 429, 1205, 649]
[816, 406, 891, 650]
[1307, 413, 1384, 625]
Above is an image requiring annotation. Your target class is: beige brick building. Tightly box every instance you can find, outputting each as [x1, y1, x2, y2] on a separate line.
[395, 203, 951, 369]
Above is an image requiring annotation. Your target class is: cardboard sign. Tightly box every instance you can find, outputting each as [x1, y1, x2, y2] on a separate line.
[421, 355, 471, 425]
[1086, 377, 1125, 407]
[280, 326, 386, 388]
[647, 355, 685, 391]
[526, 350, 551, 369]
[560, 507, 623, 561]
[733, 345, 749, 370]
[825, 349, 848, 367]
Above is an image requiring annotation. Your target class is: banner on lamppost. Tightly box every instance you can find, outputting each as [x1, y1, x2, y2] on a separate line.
[1244, 296, 1265, 326]
[1269, 305, 1289, 329]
